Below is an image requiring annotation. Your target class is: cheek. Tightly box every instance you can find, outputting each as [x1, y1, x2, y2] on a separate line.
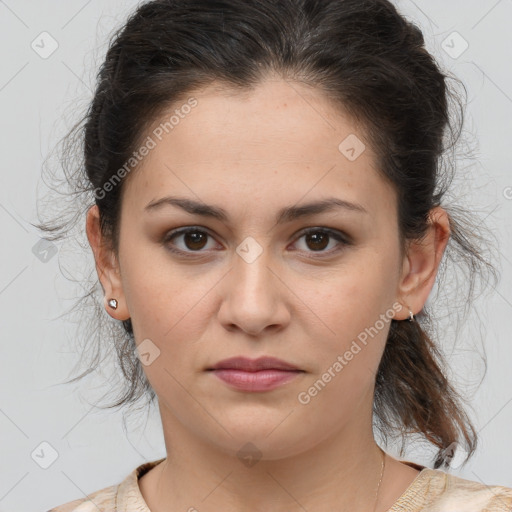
[120, 243, 222, 354]
[120, 257, 212, 394]
[316, 259, 395, 328]
[306, 251, 398, 369]
[119, 243, 182, 338]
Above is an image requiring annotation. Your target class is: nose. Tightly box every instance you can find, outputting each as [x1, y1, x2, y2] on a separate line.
[217, 245, 290, 337]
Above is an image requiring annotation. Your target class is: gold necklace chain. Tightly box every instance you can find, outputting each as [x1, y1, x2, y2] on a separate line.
[372, 448, 386, 512]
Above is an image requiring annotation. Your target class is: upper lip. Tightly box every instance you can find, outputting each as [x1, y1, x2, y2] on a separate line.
[207, 356, 302, 372]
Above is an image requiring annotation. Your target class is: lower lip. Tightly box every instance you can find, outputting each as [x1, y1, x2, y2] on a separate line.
[209, 369, 303, 392]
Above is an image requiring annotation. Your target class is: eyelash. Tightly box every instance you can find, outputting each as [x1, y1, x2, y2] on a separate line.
[162, 226, 352, 259]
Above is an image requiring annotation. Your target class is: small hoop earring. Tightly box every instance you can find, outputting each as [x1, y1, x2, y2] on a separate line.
[108, 298, 118, 310]
[408, 309, 415, 322]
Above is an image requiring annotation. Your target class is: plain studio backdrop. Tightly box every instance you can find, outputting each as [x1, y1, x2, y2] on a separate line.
[0, 1, 511, 511]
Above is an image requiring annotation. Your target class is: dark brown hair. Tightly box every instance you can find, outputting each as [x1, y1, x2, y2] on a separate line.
[35, 0, 499, 469]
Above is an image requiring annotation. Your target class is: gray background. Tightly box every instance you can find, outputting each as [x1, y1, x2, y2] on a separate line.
[1, 1, 511, 511]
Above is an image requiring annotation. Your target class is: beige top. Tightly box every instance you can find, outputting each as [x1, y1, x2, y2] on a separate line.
[47, 458, 512, 512]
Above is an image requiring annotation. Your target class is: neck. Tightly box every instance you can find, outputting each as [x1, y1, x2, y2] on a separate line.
[143, 400, 387, 512]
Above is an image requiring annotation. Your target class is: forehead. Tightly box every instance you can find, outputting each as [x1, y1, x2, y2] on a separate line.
[122, 78, 396, 221]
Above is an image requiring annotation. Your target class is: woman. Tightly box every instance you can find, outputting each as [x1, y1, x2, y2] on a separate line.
[42, 0, 512, 510]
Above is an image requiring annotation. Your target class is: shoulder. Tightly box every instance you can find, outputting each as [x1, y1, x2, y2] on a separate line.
[45, 483, 117, 512]
[45, 457, 165, 512]
[394, 466, 512, 512]
[438, 470, 512, 512]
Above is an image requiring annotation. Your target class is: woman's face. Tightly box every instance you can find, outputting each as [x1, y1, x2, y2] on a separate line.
[92, 78, 423, 460]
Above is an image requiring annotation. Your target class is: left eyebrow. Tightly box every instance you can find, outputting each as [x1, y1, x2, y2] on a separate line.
[144, 195, 368, 224]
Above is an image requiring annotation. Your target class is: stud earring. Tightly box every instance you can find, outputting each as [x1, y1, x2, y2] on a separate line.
[108, 298, 118, 310]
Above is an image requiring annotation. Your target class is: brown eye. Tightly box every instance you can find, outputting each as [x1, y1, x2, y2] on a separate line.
[304, 231, 330, 251]
[163, 227, 217, 255]
[181, 230, 208, 250]
[292, 228, 351, 256]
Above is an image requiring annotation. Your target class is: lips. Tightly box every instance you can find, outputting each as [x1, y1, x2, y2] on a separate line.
[207, 356, 302, 372]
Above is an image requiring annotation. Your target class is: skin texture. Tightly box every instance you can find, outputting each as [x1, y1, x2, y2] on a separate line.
[86, 78, 451, 512]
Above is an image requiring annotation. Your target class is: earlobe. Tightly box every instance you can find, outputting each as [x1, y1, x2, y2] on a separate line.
[395, 206, 451, 321]
[86, 205, 131, 321]
[104, 295, 130, 321]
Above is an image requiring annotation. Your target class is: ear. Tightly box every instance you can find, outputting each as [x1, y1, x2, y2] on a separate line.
[395, 206, 451, 320]
[86, 205, 130, 321]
